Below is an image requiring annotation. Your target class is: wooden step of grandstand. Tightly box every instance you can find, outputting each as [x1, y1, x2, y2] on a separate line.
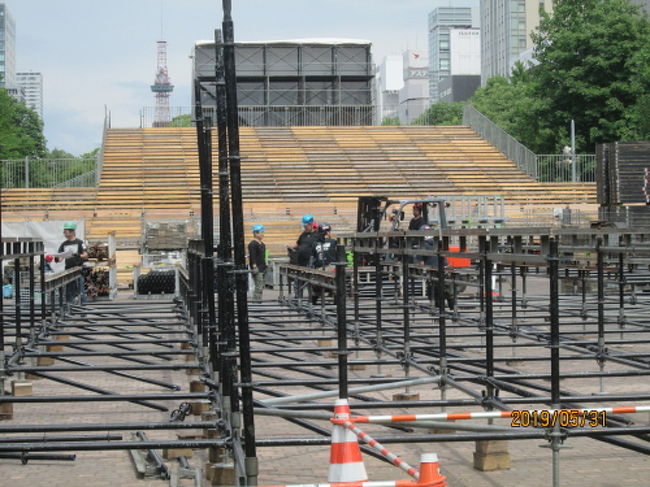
[2, 125, 598, 271]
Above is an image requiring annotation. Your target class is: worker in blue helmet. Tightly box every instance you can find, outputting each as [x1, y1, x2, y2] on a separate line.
[285, 214, 320, 300]
[248, 224, 267, 302]
[311, 223, 338, 305]
[289, 214, 320, 266]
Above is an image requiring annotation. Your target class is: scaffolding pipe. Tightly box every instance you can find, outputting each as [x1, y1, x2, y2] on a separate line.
[263, 376, 442, 406]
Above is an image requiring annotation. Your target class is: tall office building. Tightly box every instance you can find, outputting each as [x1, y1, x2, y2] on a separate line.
[428, 0, 480, 103]
[480, 0, 553, 85]
[375, 55, 403, 124]
[0, 2, 17, 87]
[16, 71, 43, 119]
[399, 49, 429, 124]
[438, 28, 481, 102]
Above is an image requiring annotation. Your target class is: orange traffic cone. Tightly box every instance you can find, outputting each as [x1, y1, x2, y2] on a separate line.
[418, 453, 447, 487]
[328, 398, 368, 483]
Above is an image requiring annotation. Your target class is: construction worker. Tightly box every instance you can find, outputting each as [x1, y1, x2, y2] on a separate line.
[248, 224, 267, 302]
[55, 221, 88, 303]
[311, 223, 338, 305]
[312, 223, 337, 270]
[286, 214, 320, 301]
[291, 214, 320, 267]
[409, 202, 426, 230]
[418, 224, 454, 309]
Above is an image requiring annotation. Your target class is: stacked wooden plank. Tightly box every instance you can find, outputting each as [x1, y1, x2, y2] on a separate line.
[1, 125, 600, 263]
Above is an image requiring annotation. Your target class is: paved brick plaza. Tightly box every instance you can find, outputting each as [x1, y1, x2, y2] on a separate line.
[1, 289, 649, 487]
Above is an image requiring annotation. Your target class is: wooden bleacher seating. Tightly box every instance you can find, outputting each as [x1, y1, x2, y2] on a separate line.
[2, 125, 598, 280]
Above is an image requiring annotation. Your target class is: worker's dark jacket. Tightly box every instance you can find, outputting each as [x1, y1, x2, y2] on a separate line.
[248, 239, 267, 272]
[296, 230, 320, 266]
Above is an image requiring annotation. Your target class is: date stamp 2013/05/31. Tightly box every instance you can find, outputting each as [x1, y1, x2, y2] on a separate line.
[510, 409, 607, 428]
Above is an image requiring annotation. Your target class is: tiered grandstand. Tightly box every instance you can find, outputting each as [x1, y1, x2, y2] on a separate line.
[2, 125, 597, 282]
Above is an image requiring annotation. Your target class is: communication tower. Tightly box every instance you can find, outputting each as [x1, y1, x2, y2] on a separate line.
[151, 40, 174, 127]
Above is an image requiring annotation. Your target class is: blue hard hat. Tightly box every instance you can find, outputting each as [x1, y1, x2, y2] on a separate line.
[252, 224, 265, 233]
[302, 214, 314, 225]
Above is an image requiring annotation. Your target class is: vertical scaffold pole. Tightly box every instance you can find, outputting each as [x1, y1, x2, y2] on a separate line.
[14, 251, 22, 352]
[482, 237, 494, 404]
[401, 236, 411, 384]
[336, 244, 349, 399]
[548, 237, 562, 487]
[596, 238, 606, 394]
[214, 28, 235, 402]
[221, 1, 257, 483]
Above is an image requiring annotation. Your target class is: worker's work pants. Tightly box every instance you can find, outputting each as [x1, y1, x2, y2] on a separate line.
[252, 271, 265, 302]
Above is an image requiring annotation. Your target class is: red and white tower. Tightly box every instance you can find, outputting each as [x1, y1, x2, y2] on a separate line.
[151, 40, 174, 127]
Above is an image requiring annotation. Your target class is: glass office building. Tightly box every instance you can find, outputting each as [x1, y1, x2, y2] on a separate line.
[0, 3, 16, 87]
[428, 0, 480, 103]
[481, 0, 553, 84]
[16, 71, 43, 119]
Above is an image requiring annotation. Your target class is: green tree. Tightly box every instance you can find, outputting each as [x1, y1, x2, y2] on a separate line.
[80, 147, 100, 159]
[381, 116, 400, 126]
[469, 74, 553, 153]
[48, 148, 75, 159]
[411, 102, 464, 126]
[169, 113, 193, 127]
[0, 87, 47, 160]
[530, 0, 650, 152]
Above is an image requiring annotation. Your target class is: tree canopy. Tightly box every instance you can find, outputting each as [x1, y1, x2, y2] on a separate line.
[0, 87, 47, 160]
[80, 147, 100, 159]
[530, 0, 650, 152]
[48, 148, 76, 159]
[411, 102, 464, 126]
[381, 116, 400, 126]
[169, 114, 193, 127]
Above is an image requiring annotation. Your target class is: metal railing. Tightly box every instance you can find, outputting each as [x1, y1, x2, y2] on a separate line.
[463, 105, 597, 183]
[139, 105, 375, 128]
[463, 104, 538, 179]
[52, 169, 97, 188]
[1, 157, 98, 189]
[95, 106, 110, 185]
[536, 154, 596, 183]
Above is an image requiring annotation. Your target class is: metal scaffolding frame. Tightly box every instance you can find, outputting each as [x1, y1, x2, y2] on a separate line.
[2, 4, 649, 487]
[0, 238, 226, 474]
[171, 218, 650, 485]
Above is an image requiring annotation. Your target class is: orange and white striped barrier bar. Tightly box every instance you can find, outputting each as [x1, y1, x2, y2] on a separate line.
[333, 405, 650, 425]
[343, 420, 418, 480]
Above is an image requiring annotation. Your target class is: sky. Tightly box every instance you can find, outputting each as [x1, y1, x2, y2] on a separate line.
[4, 0, 437, 156]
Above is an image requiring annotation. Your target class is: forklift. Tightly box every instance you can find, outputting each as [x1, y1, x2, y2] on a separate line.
[356, 196, 449, 233]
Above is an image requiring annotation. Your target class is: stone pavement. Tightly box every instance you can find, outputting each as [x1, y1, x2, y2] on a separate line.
[1, 288, 649, 487]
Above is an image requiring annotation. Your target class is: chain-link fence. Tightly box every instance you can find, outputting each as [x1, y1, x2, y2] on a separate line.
[536, 154, 596, 183]
[1, 157, 98, 188]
